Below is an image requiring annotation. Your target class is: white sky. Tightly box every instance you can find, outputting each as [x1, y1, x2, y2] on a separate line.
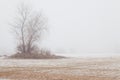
[0, 0, 120, 57]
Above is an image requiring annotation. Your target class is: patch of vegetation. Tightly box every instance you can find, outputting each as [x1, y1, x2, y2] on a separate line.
[9, 50, 65, 59]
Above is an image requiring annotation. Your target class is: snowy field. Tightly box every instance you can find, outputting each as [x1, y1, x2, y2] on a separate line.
[0, 56, 120, 80]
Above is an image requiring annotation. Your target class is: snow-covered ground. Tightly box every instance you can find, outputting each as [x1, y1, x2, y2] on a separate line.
[0, 57, 120, 79]
[0, 57, 117, 67]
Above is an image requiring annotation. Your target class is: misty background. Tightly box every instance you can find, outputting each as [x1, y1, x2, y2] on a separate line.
[0, 0, 120, 57]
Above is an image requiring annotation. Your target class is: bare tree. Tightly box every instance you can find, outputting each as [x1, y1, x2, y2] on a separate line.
[11, 4, 47, 54]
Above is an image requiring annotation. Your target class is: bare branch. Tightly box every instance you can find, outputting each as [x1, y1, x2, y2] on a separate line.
[11, 4, 47, 54]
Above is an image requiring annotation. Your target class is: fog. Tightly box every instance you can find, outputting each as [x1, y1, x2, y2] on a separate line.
[0, 0, 120, 57]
